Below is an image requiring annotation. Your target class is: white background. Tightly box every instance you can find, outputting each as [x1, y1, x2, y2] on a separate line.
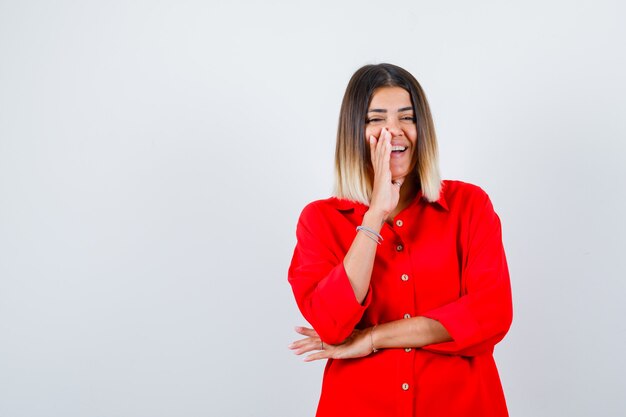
[1, 1, 625, 416]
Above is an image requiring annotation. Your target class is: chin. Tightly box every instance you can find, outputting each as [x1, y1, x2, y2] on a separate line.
[391, 169, 410, 180]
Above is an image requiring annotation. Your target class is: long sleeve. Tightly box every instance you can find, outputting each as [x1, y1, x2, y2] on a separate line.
[421, 191, 513, 357]
[288, 202, 372, 345]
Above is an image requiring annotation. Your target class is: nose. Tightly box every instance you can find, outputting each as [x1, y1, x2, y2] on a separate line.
[384, 119, 403, 136]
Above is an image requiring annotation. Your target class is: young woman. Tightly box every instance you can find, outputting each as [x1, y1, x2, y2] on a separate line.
[288, 63, 512, 417]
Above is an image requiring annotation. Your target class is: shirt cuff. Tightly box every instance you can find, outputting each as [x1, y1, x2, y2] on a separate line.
[316, 262, 372, 344]
[421, 297, 483, 354]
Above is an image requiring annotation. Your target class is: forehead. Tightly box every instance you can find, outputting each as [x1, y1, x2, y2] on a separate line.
[369, 86, 412, 109]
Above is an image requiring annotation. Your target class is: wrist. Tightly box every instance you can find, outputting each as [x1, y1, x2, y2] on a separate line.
[370, 325, 379, 353]
[362, 210, 386, 231]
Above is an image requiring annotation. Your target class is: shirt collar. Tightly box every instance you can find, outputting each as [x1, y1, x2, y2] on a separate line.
[332, 186, 449, 214]
[424, 185, 449, 211]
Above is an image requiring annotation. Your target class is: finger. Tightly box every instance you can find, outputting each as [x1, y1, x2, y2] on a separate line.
[385, 129, 393, 142]
[304, 350, 331, 362]
[294, 326, 318, 337]
[369, 135, 376, 165]
[291, 342, 323, 355]
[288, 336, 315, 349]
[289, 338, 322, 354]
[374, 128, 389, 169]
[375, 128, 386, 158]
[382, 132, 391, 166]
[378, 127, 387, 142]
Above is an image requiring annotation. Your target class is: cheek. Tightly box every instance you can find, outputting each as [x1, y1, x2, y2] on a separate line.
[365, 126, 382, 140]
[406, 129, 418, 146]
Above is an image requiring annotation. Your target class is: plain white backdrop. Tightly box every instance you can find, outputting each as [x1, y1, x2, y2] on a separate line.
[1, 1, 625, 416]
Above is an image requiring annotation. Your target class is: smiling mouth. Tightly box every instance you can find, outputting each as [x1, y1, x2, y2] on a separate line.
[391, 146, 408, 153]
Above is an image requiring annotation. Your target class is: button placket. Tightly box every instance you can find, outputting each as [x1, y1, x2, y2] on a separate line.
[390, 229, 413, 409]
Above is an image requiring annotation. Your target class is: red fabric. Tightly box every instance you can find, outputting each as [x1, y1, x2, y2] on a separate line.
[288, 180, 512, 417]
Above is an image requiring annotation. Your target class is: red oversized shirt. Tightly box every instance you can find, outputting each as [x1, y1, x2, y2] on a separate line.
[288, 180, 512, 417]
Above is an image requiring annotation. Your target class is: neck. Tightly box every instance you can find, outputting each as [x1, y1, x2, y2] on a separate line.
[389, 178, 419, 221]
[399, 179, 419, 206]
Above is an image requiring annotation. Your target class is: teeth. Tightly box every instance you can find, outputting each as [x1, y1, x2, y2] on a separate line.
[391, 146, 407, 152]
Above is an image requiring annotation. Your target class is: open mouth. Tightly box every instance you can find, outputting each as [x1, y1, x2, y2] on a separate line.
[391, 146, 408, 153]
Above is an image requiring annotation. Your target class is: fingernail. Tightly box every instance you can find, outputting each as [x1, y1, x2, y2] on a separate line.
[369, 135, 375, 142]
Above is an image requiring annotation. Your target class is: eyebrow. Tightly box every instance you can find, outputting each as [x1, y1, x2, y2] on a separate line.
[368, 106, 414, 113]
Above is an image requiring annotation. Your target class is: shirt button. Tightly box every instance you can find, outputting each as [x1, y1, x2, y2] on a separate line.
[403, 313, 411, 319]
[396, 219, 403, 227]
[405, 348, 412, 352]
[402, 383, 410, 391]
[396, 244, 404, 252]
[401, 274, 409, 281]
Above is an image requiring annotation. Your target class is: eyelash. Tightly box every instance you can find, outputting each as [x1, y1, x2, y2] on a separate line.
[366, 117, 416, 123]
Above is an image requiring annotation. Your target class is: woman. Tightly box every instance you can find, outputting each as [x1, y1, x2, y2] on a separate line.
[288, 63, 512, 417]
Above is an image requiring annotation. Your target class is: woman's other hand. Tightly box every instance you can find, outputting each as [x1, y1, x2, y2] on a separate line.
[288, 326, 374, 362]
[368, 127, 403, 220]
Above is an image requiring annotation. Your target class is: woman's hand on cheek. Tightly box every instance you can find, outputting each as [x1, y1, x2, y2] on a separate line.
[368, 128, 402, 219]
